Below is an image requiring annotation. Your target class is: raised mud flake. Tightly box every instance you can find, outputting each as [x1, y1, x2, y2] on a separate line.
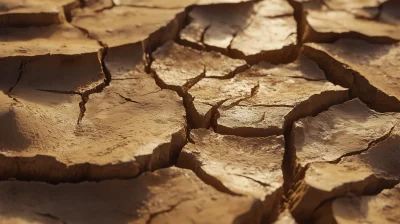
[289, 100, 400, 222]
[179, 0, 297, 63]
[314, 184, 400, 224]
[177, 129, 284, 223]
[0, 24, 103, 93]
[0, 0, 79, 26]
[303, 7, 400, 43]
[71, 6, 184, 48]
[152, 41, 247, 94]
[292, 99, 400, 167]
[214, 55, 348, 137]
[304, 39, 400, 112]
[0, 168, 264, 224]
[0, 71, 187, 181]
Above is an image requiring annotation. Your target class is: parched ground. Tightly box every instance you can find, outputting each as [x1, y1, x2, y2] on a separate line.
[0, 0, 399, 223]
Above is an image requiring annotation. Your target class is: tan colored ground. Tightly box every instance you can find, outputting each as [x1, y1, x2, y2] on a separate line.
[0, 0, 400, 223]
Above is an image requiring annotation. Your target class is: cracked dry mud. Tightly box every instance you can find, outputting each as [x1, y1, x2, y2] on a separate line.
[0, 0, 399, 224]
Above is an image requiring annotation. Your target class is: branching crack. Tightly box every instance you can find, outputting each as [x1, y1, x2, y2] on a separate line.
[221, 83, 259, 111]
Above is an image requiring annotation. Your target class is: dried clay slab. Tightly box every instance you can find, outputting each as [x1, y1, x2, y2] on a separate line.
[0, 70, 186, 182]
[178, 129, 284, 222]
[0, 167, 264, 224]
[0, 24, 103, 93]
[304, 39, 400, 112]
[289, 99, 400, 221]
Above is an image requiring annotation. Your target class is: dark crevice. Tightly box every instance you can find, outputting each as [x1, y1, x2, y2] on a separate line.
[76, 45, 111, 125]
[117, 93, 140, 103]
[94, 2, 115, 12]
[36, 89, 80, 95]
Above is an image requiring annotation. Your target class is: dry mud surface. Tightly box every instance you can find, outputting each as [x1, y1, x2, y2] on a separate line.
[0, 0, 399, 223]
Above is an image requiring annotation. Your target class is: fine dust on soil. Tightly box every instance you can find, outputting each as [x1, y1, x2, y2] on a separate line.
[0, 0, 399, 224]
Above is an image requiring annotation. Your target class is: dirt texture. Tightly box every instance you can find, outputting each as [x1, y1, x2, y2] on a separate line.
[0, 0, 400, 223]
[0, 167, 264, 224]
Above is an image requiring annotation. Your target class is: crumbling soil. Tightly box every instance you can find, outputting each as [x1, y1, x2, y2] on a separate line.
[0, 0, 399, 223]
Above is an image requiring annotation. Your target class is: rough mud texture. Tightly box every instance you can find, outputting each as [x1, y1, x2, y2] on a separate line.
[0, 167, 264, 224]
[297, 0, 400, 43]
[1, 0, 400, 223]
[0, 71, 187, 181]
[314, 184, 400, 224]
[289, 99, 400, 222]
[178, 129, 284, 222]
[304, 39, 400, 112]
[179, 0, 298, 63]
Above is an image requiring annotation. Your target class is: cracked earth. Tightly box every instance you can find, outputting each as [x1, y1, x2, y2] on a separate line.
[0, 0, 399, 223]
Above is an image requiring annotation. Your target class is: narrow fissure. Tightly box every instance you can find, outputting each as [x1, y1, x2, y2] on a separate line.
[8, 59, 26, 94]
[332, 125, 396, 163]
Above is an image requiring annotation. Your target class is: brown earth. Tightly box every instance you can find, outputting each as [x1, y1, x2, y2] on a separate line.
[0, 0, 399, 223]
